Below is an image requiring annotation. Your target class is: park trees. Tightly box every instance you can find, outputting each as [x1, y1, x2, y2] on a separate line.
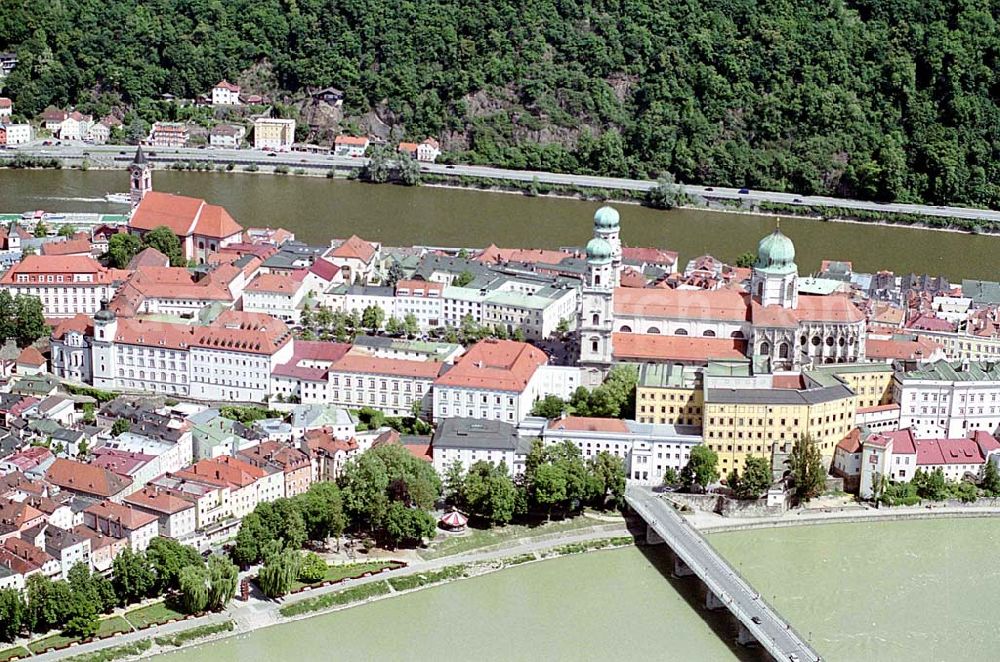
[982, 461, 1000, 496]
[147, 536, 204, 593]
[787, 436, 826, 500]
[0, 588, 25, 642]
[141, 226, 185, 266]
[111, 548, 155, 606]
[461, 461, 517, 526]
[106, 233, 142, 268]
[732, 455, 773, 500]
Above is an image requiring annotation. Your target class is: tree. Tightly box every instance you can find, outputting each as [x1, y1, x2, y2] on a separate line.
[982, 461, 1000, 496]
[681, 446, 719, 491]
[294, 482, 346, 543]
[147, 537, 204, 593]
[13, 295, 46, 348]
[111, 549, 155, 606]
[384, 316, 404, 336]
[735, 252, 756, 268]
[385, 263, 405, 288]
[588, 451, 626, 509]
[112, 418, 130, 436]
[555, 318, 570, 335]
[398, 155, 421, 186]
[462, 461, 517, 526]
[533, 462, 567, 519]
[953, 479, 979, 503]
[206, 556, 239, 610]
[402, 313, 419, 337]
[297, 552, 328, 583]
[787, 436, 826, 501]
[362, 145, 393, 183]
[24, 574, 63, 633]
[58, 224, 76, 238]
[383, 502, 436, 548]
[141, 226, 185, 266]
[106, 233, 142, 269]
[913, 467, 948, 501]
[67, 562, 115, 615]
[34, 220, 47, 237]
[178, 565, 210, 614]
[256, 547, 301, 598]
[453, 270, 474, 287]
[662, 467, 680, 488]
[732, 455, 772, 499]
[0, 588, 25, 642]
[443, 460, 465, 508]
[362, 304, 385, 331]
[531, 394, 567, 419]
[646, 173, 687, 209]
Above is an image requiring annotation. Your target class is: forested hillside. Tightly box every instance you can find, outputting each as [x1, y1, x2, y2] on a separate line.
[2, 0, 999, 206]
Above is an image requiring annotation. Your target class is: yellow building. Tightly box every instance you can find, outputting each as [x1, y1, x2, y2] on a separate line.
[253, 117, 296, 150]
[702, 369, 857, 474]
[810, 363, 895, 409]
[636, 363, 703, 426]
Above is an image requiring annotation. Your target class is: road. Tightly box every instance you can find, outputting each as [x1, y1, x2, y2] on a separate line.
[626, 486, 819, 662]
[8, 141, 1000, 225]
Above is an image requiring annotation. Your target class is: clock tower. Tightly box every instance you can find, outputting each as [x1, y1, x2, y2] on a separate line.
[128, 145, 152, 206]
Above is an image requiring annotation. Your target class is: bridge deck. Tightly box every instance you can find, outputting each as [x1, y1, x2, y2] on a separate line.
[626, 486, 820, 662]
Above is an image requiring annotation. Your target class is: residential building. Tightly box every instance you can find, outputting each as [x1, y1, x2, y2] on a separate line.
[237, 441, 312, 498]
[397, 138, 441, 162]
[44, 458, 133, 502]
[27, 525, 91, 579]
[893, 360, 1000, 439]
[2, 123, 32, 145]
[212, 80, 241, 106]
[321, 235, 380, 284]
[301, 429, 359, 481]
[253, 118, 296, 151]
[3, 535, 60, 580]
[328, 355, 442, 416]
[0, 97, 10, 119]
[333, 135, 370, 157]
[271, 342, 351, 405]
[148, 122, 189, 147]
[173, 456, 281, 519]
[432, 418, 527, 475]
[57, 112, 93, 140]
[0, 255, 125, 317]
[147, 473, 231, 530]
[83, 500, 159, 551]
[243, 272, 306, 321]
[123, 487, 198, 540]
[209, 123, 245, 148]
[394, 279, 443, 328]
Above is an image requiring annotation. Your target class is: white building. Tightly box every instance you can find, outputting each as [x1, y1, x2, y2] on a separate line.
[123, 487, 198, 540]
[243, 272, 306, 322]
[212, 80, 241, 106]
[432, 418, 526, 475]
[83, 501, 159, 552]
[3, 123, 33, 145]
[394, 279, 443, 329]
[57, 112, 93, 140]
[333, 135, 370, 157]
[209, 124, 246, 148]
[894, 360, 1000, 439]
[0, 255, 124, 318]
[328, 354, 442, 416]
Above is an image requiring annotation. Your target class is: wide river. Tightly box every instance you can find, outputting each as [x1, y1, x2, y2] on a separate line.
[159, 519, 1000, 662]
[1, 169, 997, 280]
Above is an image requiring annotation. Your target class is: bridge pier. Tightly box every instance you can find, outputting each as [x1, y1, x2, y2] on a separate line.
[736, 623, 759, 647]
[645, 524, 664, 545]
[672, 555, 695, 578]
[705, 590, 726, 611]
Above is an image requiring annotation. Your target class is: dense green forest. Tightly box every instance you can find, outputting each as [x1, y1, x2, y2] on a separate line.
[2, 0, 999, 206]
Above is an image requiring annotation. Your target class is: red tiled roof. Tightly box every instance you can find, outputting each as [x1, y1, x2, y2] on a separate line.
[130, 191, 243, 239]
[215, 80, 240, 92]
[90, 448, 156, 477]
[547, 416, 629, 433]
[173, 456, 267, 490]
[329, 235, 377, 262]
[434, 339, 547, 392]
[334, 135, 369, 146]
[794, 295, 866, 323]
[84, 500, 158, 530]
[906, 314, 955, 332]
[41, 238, 92, 256]
[395, 279, 443, 296]
[303, 429, 358, 456]
[836, 428, 862, 454]
[123, 487, 195, 515]
[857, 403, 900, 414]
[309, 259, 340, 281]
[622, 247, 678, 266]
[0, 98, 11, 109]
[612, 333, 746, 363]
[476, 245, 572, 266]
[0, 255, 116, 286]
[614, 287, 749, 322]
[126, 247, 169, 269]
[333, 354, 443, 380]
[16, 346, 45, 367]
[45, 458, 133, 498]
[866, 337, 942, 361]
[247, 272, 300, 294]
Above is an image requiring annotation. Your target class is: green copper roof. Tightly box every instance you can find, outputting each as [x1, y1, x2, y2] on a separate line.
[585, 237, 613, 263]
[594, 205, 620, 230]
[755, 228, 796, 272]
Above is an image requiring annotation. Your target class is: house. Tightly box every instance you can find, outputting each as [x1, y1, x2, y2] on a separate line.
[172, 455, 282, 519]
[128, 191, 244, 263]
[148, 122, 189, 147]
[237, 441, 312, 498]
[83, 500, 159, 552]
[0, 498, 46, 542]
[123, 486, 197, 540]
[44, 458, 133, 502]
[328, 355, 442, 417]
[333, 135, 370, 157]
[0, 447, 54, 477]
[1, 123, 32, 145]
[0, 254, 126, 318]
[209, 123, 245, 148]
[312, 87, 344, 106]
[212, 80, 241, 106]
[0, 97, 10, 119]
[253, 118, 296, 151]
[2, 536, 60, 583]
[41, 107, 68, 132]
[15, 347, 46, 375]
[242, 272, 307, 322]
[58, 112, 93, 140]
[72, 525, 128, 574]
[85, 120, 111, 145]
[321, 235, 380, 284]
[41, 237, 94, 257]
[28, 524, 91, 579]
[300, 428, 358, 482]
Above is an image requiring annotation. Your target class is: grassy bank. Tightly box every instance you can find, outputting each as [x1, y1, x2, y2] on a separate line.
[0, 646, 29, 662]
[28, 616, 132, 654]
[419, 514, 612, 560]
[153, 621, 234, 648]
[289, 560, 398, 592]
[124, 602, 186, 629]
[64, 639, 152, 662]
[279, 581, 392, 618]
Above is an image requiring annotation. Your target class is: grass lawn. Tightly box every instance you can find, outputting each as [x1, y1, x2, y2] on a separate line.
[0, 646, 30, 662]
[125, 601, 186, 629]
[28, 616, 132, 654]
[290, 560, 395, 592]
[420, 515, 602, 560]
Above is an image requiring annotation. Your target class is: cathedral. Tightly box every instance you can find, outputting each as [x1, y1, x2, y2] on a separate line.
[578, 207, 866, 383]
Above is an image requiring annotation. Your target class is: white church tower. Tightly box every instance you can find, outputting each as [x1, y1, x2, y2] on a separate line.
[129, 145, 152, 207]
[750, 224, 798, 309]
[579, 206, 622, 384]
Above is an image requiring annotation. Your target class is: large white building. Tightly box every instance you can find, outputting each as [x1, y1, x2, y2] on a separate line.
[0, 255, 126, 318]
[432, 339, 580, 424]
[893, 360, 1000, 439]
[243, 272, 306, 322]
[212, 80, 241, 106]
[328, 354, 442, 416]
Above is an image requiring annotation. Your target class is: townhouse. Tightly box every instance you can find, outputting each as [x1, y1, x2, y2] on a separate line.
[237, 441, 312, 498]
[243, 272, 307, 321]
[123, 486, 198, 540]
[328, 354, 442, 416]
[172, 455, 282, 520]
[83, 500, 159, 552]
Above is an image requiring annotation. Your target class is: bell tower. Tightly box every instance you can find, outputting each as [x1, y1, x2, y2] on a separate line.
[128, 145, 152, 206]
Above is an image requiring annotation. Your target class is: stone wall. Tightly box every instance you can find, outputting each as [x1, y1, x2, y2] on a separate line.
[664, 492, 785, 518]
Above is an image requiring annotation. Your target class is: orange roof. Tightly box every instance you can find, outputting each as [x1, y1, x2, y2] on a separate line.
[836, 428, 863, 454]
[214, 80, 240, 92]
[333, 354, 444, 379]
[397, 142, 419, 153]
[174, 456, 267, 490]
[395, 279, 442, 296]
[857, 403, 900, 414]
[41, 238, 92, 256]
[476, 245, 572, 265]
[794, 295, 865, 323]
[123, 487, 196, 515]
[193, 310, 291, 355]
[0, 255, 115, 286]
[114, 318, 196, 351]
[45, 458, 133, 498]
[84, 500, 158, 529]
[614, 287, 749, 322]
[866, 336, 942, 361]
[16, 346, 45, 366]
[130, 191, 243, 239]
[329, 235, 377, 262]
[434, 339, 548, 391]
[612, 333, 746, 363]
[547, 416, 629, 433]
[247, 272, 300, 294]
[335, 135, 369, 146]
[0, 498, 45, 530]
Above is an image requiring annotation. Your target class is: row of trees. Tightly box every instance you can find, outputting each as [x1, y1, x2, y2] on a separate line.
[531, 366, 638, 420]
[106, 226, 187, 268]
[0, 538, 238, 643]
[877, 463, 1000, 506]
[298, 304, 417, 342]
[0, 291, 47, 348]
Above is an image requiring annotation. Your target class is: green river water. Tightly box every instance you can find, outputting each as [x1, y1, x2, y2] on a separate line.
[159, 519, 1000, 662]
[1, 169, 997, 280]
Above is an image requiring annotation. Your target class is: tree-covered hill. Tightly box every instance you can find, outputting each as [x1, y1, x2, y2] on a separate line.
[2, 0, 999, 206]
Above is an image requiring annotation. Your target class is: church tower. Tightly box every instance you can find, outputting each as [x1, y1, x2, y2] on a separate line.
[579, 206, 622, 384]
[128, 145, 152, 206]
[750, 225, 798, 309]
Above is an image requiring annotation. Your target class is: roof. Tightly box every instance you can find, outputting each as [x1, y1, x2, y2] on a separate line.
[899, 359, 1000, 382]
[836, 428, 863, 454]
[434, 340, 547, 392]
[331, 354, 443, 380]
[334, 135, 370, 146]
[0, 98, 11, 109]
[123, 486, 196, 515]
[84, 500, 158, 529]
[41, 238, 92, 256]
[705, 381, 854, 406]
[16, 346, 45, 367]
[130, 191, 243, 240]
[173, 456, 267, 490]
[328, 235, 377, 262]
[547, 416, 629, 433]
[214, 80, 241, 91]
[0, 255, 112, 284]
[247, 272, 301, 294]
[866, 336, 942, 361]
[308, 259, 340, 282]
[126, 247, 169, 269]
[433, 418, 520, 451]
[612, 333, 746, 363]
[45, 458, 133, 498]
[614, 287, 749, 322]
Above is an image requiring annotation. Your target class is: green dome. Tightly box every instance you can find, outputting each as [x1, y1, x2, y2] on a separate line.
[586, 237, 613, 263]
[755, 228, 796, 271]
[594, 206, 620, 230]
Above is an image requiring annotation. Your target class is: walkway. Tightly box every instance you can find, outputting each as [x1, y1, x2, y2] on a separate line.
[626, 486, 819, 662]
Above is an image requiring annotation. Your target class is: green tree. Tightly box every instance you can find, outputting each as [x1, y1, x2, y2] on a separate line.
[982, 461, 1000, 496]
[385, 316, 404, 336]
[362, 145, 393, 183]
[24, 574, 63, 634]
[953, 479, 979, 503]
[294, 482, 346, 544]
[788, 436, 826, 501]
[34, 220, 48, 237]
[385, 263, 405, 288]
[111, 418, 130, 436]
[141, 226, 185, 266]
[533, 462, 567, 519]
[443, 460, 465, 508]
[178, 565, 210, 614]
[111, 548, 155, 606]
[531, 394, 567, 419]
[462, 461, 517, 525]
[588, 451, 626, 509]
[0, 587, 26, 642]
[662, 467, 681, 488]
[735, 252, 756, 268]
[0, 291, 15, 343]
[913, 468, 948, 501]
[206, 556, 239, 610]
[362, 304, 385, 331]
[646, 173, 686, 210]
[402, 313, 419, 337]
[147, 537, 204, 593]
[733, 455, 772, 499]
[681, 446, 719, 491]
[383, 502, 436, 548]
[13, 295, 47, 348]
[58, 224, 76, 238]
[106, 233, 142, 269]
[297, 552, 328, 583]
[453, 271, 475, 287]
[398, 155, 422, 186]
[257, 547, 301, 598]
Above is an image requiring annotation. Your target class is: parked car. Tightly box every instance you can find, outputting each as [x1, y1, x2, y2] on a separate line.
[738, 188, 750, 194]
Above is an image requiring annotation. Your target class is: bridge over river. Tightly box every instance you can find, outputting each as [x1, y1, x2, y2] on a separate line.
[626, 486, 820, 662]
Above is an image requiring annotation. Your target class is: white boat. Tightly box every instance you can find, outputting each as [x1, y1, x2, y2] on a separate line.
[105, 192, 132, 204]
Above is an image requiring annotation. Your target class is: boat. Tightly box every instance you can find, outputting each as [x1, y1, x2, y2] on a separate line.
[105, 192, 132, 204]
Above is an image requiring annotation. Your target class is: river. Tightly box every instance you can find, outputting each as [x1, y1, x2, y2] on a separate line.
[1, 170, 997, 280]
[159, 519, 1000, 662]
